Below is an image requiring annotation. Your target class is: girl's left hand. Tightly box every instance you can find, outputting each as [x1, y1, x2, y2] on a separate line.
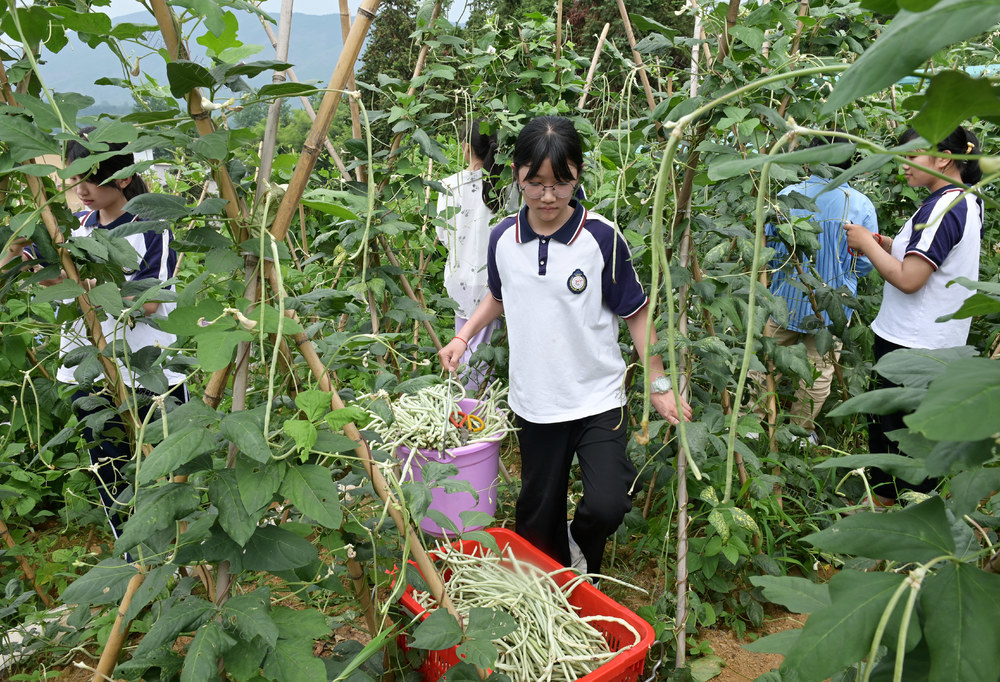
[651, 390, 693, 425]
[844, 222, 876, 254]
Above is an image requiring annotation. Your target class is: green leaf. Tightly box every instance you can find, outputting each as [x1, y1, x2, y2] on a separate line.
[181, 620, 236, 682]
[123, 563, 176, 623]
[223, 638, 267, 680]
[86, 282, 124, 317]
[133, 598, 216, 660]
[210, 469, 256, 547]
[116, 482, 201, 552]
[908, 71, 1000, 143]
[31, 280, 84, 304]
[921, 563, 1000, 682]
[411, 128, 449, 164]
[750, 576, 831, 614]
[236, 456, 285, 514]
[294, 389, 331, 422]
[221, 588, 279, 648]
[825, 0, 1000, 112]
[220, 410, 272, 463]
[138, 426, 219, 485]
[744, 628, 800, 655]
[781, 571, 905, 680]
[0, 116, 59, 162]
[708, 144, 855, 181]
[166, 60, 217, 98]
[284, 419, 318, 452]
[409, 608, 463, 650]
[190, 130, 231, 161]
[279, 464, 343, 529]
[905, 358, 1000, 441]
[124, 193, 192, 221]
[262, 636, 326, 681]
[948, 468, 1000, 517]
[946, 292, 1000, 319]
[60, 559, 138, 606]
[196, 330, 253, 372]
[242, 526, 318, 572]
[814, 454, 929, 482]
[271, 604, 331, 641]
[875, 346, 978, 388]
[827, 387, 926, 417]
[258, 82, 320, 99]
[805, 497, 954, 562]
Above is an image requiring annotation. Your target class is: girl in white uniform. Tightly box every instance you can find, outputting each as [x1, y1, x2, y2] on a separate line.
[845, 125, 983, 502]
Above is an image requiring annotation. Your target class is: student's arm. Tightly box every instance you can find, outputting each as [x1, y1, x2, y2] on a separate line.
[438, 295, 504, 373]
[844, 223, 933, 294]
[625, 305, 693, 425]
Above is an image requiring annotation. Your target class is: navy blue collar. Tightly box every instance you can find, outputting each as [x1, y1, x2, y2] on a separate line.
[79, 210, 138, 229]
[514, 200, 586, 244]
[923, 184, 962, 205]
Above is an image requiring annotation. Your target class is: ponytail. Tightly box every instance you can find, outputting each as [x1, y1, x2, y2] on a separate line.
[899, 125, 982, 185]
[463, 119, 501, 213]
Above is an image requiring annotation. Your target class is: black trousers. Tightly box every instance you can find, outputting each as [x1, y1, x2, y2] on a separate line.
[514, 407, 636, 574]
[868, 334, 936, 495]
[74, 385, 188, 538]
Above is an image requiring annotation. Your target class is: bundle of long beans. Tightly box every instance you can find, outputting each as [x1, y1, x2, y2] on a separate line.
[409, 543, 641, 681]
[366, 378, 515, 454]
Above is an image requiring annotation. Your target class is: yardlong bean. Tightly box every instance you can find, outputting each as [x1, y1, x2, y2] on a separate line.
[408, 543, 641, 681]
[365, 379, 517, 456]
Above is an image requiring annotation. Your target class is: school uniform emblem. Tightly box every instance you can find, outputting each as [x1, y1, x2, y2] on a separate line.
[567, 268, 587, 294]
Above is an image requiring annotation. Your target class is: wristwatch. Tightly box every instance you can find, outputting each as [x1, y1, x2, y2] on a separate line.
[651, 376, 672, 394]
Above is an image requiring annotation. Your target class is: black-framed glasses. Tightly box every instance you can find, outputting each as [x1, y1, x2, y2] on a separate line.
[519, 181, 577, 199]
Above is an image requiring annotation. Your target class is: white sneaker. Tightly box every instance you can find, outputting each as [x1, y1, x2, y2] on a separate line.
[567, 521, 586, 572]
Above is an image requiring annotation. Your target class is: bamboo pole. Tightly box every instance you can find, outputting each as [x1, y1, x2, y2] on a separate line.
[265, 0, 381, 247]
[259, 17, 352, 181]
[256, 0, 295, 203]
[555, 0, 563, 77]
[674, 443, 690, 668]
[339, 0, 365, 158]
[578, 23, 610, 110]
[93, 572, 144, 681]
[615, 0, 657, 115]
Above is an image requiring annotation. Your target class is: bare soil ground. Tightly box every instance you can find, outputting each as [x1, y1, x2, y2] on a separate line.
[698, 609, 805, 681]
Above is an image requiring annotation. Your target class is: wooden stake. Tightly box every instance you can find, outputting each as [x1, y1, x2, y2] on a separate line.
[578, 23, 610, 110]
[615, 0, 657, 115]
[256, 0, 295, 204]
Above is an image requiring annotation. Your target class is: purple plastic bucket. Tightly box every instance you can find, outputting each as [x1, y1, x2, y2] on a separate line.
[396, 399, 501, 537]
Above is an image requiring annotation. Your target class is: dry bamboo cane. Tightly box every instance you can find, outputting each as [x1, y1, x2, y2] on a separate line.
[615, 0, 657, 115]
[259, 18, 353, 181]
[555, 0, 563, 83]
[339, 0, 365, 167]
[674, 441, 690, 668]
[93, 572, 145, 682]
[577, 23, 610, 110]
[256, 0, 295, 204]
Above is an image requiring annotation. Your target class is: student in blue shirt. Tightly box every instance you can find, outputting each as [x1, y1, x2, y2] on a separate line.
[760, 133, 879, 443]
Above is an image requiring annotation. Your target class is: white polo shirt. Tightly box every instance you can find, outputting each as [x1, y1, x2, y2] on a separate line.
[487, 201, 647, 423]
[872, 185, 983, 349]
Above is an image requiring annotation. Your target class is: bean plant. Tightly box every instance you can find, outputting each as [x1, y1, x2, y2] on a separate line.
[0, 0, 997, 680]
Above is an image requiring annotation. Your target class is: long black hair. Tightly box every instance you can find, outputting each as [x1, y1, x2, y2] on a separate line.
[899, 126, 982, 185]
[512, 116, 584, 185]
[463, 118, 501, 213]
[65, 128, 148, 201]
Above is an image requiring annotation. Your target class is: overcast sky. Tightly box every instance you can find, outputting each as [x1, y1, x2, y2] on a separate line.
[103, 0, 470, 19]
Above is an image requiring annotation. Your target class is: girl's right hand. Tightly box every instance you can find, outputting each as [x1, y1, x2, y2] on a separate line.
[844, 222, 876, 254]
[438, 338, 466, 373]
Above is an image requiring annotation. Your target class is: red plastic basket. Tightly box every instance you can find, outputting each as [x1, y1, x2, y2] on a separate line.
[395, 527, 654, 681]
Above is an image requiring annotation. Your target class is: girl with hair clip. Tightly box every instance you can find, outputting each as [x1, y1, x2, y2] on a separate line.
[845, 125, 984, 505]
[439, 116, 691, 576]
[55, 130, 186, 543]
[436, 118, 503, 391]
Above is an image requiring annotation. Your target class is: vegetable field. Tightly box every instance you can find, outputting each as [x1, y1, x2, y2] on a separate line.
[1, 0, 999, 681]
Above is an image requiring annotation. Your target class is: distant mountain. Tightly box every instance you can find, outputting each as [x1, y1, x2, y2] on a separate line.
[39, 11, 349, 115]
